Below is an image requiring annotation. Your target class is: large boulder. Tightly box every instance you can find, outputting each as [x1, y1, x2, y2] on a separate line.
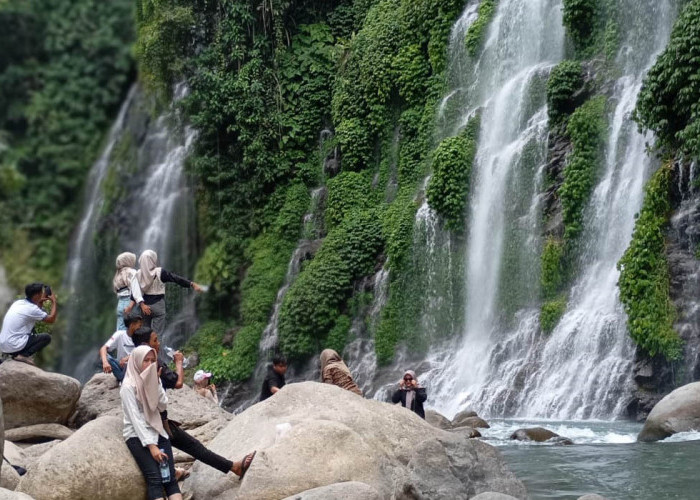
[453, 416, 490, 429]
[184, 382, 526, 500]
[510, 427, 573, 445]
[0, 361, 80, 430]
[17, 416, 146, 500]
[2, 442, 24, 468]
[0, 463, 19, 491]
[0, 489, 33, 500]
[425, 410, 452, 430]
[577, 495, 609, 500]
[638, 381, 700, 442]
[280, 481, 381, 500]
[70, 373, 232, 430]
[1, 394, 4, 477]
[19, 442, 59, 473]
[471, 494, 520, 500]
[451, 409, 478, 425]
[5, 424, 72, 443]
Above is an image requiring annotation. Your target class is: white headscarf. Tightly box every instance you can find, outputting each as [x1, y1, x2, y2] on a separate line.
[122, 345, 165, 435]
[137, 250, 162, 293]
[403, 370, 418, 411]
[113, 252, 136, 293]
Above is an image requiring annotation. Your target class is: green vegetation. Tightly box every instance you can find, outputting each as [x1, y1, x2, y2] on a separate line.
[562, 0, 601, 52]
[541, 237, 565, 299]
[560, 96, 607, 241]
[426, 117, 479, 231]
[540, 296, 567, 333]
[546, 61, 584, 128]
[0, 0, 133, 287]
[634, 0, 700, 159]
[618, 164, 682, 360]
[464, 0, 497, 57]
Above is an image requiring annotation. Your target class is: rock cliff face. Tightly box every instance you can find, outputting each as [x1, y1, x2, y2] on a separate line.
[184, 382, 526, 500]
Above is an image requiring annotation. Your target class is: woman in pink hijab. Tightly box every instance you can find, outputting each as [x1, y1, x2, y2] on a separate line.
[121, 345, 182, 500]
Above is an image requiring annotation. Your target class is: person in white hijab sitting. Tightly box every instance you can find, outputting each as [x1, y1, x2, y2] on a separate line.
[135, 249, 203, 335]
[121, 345, 181, 500]
[391, 370, 427, 419]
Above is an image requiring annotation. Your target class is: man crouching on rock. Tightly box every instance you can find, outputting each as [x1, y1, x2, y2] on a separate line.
[0, 282, 57, 366]
[131, 326, 256, 481]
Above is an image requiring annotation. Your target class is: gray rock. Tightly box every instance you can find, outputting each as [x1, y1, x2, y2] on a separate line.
[452, 409, 478, 423]
[1, 394, 3, 477]
[0, 463, 19, 491]
[70, 373, 232, 430]
[577, 495, 609, 500]
[183, 382, 525, 500]
[453, 416, 490, 429]
[0, 488, 34, 500]
[4, 424, 73, 443]
[0, 361, 80, 429]
[449, 427, 482, 439]
[2, 442, 23, 468]
[425, 410, 452, 430]
[510, 427, 573, 445]
[280, 481, 381, 500]
[638, 381, 700, 442]
[471, 493, 520, 500]
[19, 441, 59, 472]
[17, 416, 146, 500]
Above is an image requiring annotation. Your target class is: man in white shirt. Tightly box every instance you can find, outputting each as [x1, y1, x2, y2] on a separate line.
[99, 312, 142, 382]
[0, 283, 57, 365]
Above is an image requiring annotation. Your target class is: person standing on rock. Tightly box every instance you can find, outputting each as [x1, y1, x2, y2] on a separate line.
[135, 249, 203, 335]
[392, 370, 427, 419]
[319, 349, 362, 396]
[113, 252, 145, 331]
[99, 312, 143, 383]
[131, 327, 256, 480]
[121, 345, 182, 500]
[260, 354, 287, 402]
[0, 283, 57, 365]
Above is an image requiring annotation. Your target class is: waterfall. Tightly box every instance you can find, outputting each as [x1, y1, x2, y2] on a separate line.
[61, 84, 196, 379]
[0, 265, 13, 316]
[430, 0, 676, 419]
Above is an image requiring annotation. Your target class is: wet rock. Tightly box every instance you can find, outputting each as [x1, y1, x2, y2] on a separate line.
[4, 424, 73, 443]
[451, 409, 478, 425]
[425, 410, 452, 430]
[449, 427, 482, 439]
[638, 381, 700, 442]
[577, 495, 609, 500]
[183, 382, 526, 500]
[453, 416, 490, 429]
[17, 416, 146, 500]
[0, 362, 80, 430]
[471, 493, 520, 500]
[280, 481, 381, 500]
[510, 427, 573, 445]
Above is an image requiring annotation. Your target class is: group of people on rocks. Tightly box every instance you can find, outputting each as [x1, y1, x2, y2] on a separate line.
[0, 249, 428, 500]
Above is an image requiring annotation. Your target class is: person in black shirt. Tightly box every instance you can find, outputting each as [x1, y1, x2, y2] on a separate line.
[260, 354, 287, 402]
[131, 327, 255, 480]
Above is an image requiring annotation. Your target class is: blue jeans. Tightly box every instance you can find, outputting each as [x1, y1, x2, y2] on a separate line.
[116, 296, 131, 331]
[107, 354, 125, 382]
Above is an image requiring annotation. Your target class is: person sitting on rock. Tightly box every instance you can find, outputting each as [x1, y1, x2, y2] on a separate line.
[193, 369, 218, 404]
[120, 345, 182, 500]
[260, 354, 287, 402]
[0, 283, 57, 366]
[319, 349, 362, 396]
[99, 312, 143, 383]
[392, 370, 427, 419]
[131, 327, 256, 480]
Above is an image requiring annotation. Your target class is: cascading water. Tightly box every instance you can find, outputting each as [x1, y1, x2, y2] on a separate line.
[61, 84, 197, 379]
[431, 0, 676, 419]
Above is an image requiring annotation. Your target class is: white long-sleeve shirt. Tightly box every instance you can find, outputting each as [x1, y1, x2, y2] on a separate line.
[120, 383, 168, 446]
[129, 274, 144, 304]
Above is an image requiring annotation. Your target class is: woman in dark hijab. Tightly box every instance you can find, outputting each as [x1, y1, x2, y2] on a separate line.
[391, 370, 427, 419]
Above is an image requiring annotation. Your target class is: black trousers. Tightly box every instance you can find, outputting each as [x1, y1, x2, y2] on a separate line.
[13, 333, 51, 357]
[126, 435, 180, 500]
[168, 420, 233, 473]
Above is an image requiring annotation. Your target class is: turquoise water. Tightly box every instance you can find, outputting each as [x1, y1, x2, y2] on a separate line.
[483, 420, 700, 499]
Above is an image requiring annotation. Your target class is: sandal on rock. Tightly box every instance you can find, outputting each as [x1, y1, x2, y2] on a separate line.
[175, 468, 190, 481]
[238, 451, 256, 481]
[12, 355, 36, 366]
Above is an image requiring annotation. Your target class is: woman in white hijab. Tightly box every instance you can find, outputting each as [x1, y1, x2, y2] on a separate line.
[113, 252, 142, 331]
[121, 345, 182, 500]
[135, 249, 203, 335]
